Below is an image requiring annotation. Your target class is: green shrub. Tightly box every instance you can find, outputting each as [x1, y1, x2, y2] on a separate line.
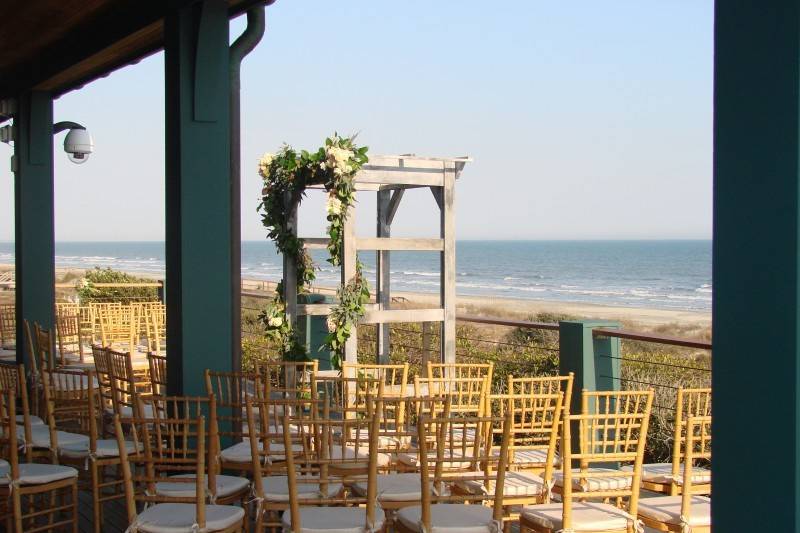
[76, 267, 159, 304]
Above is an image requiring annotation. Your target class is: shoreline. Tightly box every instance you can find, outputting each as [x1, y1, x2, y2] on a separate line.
[0, 264, 711, 336]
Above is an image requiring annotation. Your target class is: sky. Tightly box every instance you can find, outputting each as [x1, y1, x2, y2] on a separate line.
[0, 1, 713, 242]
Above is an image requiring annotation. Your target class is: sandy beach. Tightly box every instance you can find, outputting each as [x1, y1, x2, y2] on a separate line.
[0, 264, 711, 338]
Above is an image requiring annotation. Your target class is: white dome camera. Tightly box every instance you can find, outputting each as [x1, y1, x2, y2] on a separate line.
[63, 127, 94, 164]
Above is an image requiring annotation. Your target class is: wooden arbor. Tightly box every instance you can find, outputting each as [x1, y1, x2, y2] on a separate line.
[281, 155, 471, 366]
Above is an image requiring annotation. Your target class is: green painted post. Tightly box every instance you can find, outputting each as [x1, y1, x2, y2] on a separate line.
[558, 320, 621, 457]
[713, 3, 800, 530]
[164, 0, 232, 396]
[14, 91, 55, 368]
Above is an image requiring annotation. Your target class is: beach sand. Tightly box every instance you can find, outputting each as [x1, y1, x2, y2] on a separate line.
[0, 264, 712, 337]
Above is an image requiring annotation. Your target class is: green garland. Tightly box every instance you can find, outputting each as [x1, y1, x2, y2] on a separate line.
[256, 134, 369, 368]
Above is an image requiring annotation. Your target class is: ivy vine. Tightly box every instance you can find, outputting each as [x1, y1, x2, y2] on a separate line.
[256, 134, 369, 368]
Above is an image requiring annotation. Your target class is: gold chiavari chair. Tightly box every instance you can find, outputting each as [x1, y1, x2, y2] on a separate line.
[147, 352, 168, 397]
[98, 304, 138, 352]
[636, 416, 711, 532]
[22, 320, 41, 417]
[55, 313, 86, 365]
[499, 373, 574, 472]
[277, 394, 385, 533]
[0, 363, 44, 427]
[205, 369, 264, 473]
[520, 389, 654, 533]
[142, 302, 166, 354]
[0, 388, 80, 533]
[33, 322, 56, 371]
[257, 359, 318, 403]
[627, 388, 711, 496]
[106, 348, 153, 419]
[551, 389, 655, 498]
[342, 362, 409, 397]
[427, 361, 493, 384]
[113, 413, 246, 533]
[454, 390, 565, 526]
[92, 345, 117, 436]
[393, 407, 513, 533]
[141, 395, 251, 510]
[56, 369, 138, 533]
[0, 303, 16, 352]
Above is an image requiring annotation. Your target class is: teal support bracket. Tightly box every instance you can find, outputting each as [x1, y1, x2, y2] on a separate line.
[713, 2, 800, 530]
[558, 320, 621, 457]
[164, 0, 232, 396]
[14, 91, 55, 368]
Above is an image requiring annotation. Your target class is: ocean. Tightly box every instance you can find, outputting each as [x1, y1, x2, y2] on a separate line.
[0, 240, 712, 312]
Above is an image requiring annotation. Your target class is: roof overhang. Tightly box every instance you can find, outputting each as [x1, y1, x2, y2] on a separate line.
[0, 0, 272, 100]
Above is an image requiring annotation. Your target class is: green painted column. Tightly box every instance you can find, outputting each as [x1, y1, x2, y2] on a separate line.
[14, 91, 55, 367]
[713, 2, 800, 530]
[558, 320, 620, 457]
[164, 0, 232, 396]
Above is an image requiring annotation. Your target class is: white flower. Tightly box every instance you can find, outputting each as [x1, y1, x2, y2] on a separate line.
[326, 315, 337, 333]
[268, 315, 284, 327]
[326, 194, 343, 216]
[258, 152, 274, 178]
[325, 145, 354, 173]
[78, 278, 90, 289]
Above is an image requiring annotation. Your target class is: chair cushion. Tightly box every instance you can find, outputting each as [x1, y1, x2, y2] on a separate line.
[637, 495, 711, 527]
[219, 440, 303, 464]
[493, 448, 559, 466]
[132, 502, 244, 533]
[16, 414, 45, 426]
[0, 462, 78, 485]
[351, 473, 423, 502]
[19, 426, 89, 449]
[456, 470, 547, 498]
[281, 505, 384, 533]
[521, 501, 634, 531]
[327, 446, 391, 469]
[59, 438, 141, 459]
[396, 450, 474, 470]
[396, 504, 498, 533]
[259, 475, 342, 502]
[622, 463, 712, 485]
[553, 468, 633, 492]
[155, 474, 250, 499]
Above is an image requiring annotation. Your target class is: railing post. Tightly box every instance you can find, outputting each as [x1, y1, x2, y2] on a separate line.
[421, 321, 432, 368]
[558, 320, 621, 417]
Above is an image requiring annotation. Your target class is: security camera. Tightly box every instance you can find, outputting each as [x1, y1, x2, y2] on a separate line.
[63, 127, 93, 164]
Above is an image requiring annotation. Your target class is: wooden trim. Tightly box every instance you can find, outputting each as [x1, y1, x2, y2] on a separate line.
[355, 237, 444, 251]
[299, 238, 329, 249]
[356, 169, 444, 187]
[457, 314, 560, 331]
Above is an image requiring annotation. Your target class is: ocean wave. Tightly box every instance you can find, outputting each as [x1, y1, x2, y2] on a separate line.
[402, 271, 440, 277]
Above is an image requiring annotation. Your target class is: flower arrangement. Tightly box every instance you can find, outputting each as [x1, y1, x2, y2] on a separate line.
[257, 134, 369, 368]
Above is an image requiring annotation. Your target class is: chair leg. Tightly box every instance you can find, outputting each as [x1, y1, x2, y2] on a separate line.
[91, 462, 102, 533]
[72, 480, 79, 533]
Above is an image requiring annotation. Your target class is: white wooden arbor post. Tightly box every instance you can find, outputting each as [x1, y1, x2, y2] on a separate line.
[284, 155, 470, 367]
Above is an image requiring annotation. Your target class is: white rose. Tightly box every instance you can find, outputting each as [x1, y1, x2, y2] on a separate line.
[258, 153, 274, 178]
[268, 315, 283, 327]
[326, 315, 337, 332]
[326, 195, 343, 216]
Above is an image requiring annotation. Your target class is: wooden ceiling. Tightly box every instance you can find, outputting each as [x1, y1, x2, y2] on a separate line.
[0, 0, 266, 100]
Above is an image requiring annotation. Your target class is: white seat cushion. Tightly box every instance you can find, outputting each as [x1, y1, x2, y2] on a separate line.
[281, 505, 384, 533]
[328, 446, 391, 469]
[59, 438, 141, 459]
[132, 502, 244, 533]
[622, 463, 711, 485]
[19, 425, 89, 449]
[396, 504, 498, 533]
[351, 473, 423, 502]
[456, 470, 547, 498]
[16, 414, 45, 426]
[219, 440, 303, 464]
[637, 495, 710, 527]
[260, 475, 342, 502]
[553, 468, 633, 492]
[0, 462, 78, 485]
[155, 474, 250, 499]
[396, 450, 473, 470]
[521, 501, 634, 531]
[493, 448, 559, 466]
